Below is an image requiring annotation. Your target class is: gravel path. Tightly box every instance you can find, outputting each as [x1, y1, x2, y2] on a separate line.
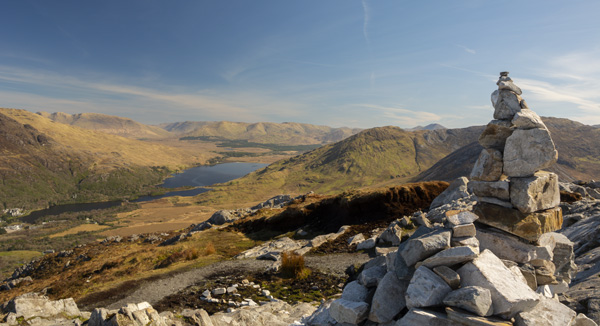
[98, 253, 370, 309]
[102, 252, 371, 310]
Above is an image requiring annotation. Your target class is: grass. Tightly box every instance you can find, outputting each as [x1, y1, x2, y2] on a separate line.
[0, 228, 257, 304]
[280, 251, 311, 280]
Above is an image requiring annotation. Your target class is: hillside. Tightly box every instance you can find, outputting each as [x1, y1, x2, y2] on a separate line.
[37, 111, 172, 139]
[161, 120, 362, 145]
[415, 117, 600, 182]
[197, 125, 482, 205]
[0, 109, 208, 210]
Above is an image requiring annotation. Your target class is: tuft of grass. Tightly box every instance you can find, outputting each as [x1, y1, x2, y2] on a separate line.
[280, 251, 310, 280]
[204, 242, 216, 256]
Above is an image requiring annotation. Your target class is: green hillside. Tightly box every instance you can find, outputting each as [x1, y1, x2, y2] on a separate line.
[197, 125, 481, 205]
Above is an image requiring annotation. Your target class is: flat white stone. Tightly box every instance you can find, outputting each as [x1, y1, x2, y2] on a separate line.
[476, 228, 553, 264]
[420, 246, 479, 269]
[457, 249, 539, 318]
[443, 286, 493, 316]
[400, 229, 451, 266]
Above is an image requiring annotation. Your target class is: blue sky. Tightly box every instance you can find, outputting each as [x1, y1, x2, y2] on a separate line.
[1, 1, 600, 129]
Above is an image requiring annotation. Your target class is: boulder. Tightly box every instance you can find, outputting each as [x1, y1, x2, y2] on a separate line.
[452, 223, 476, 238]
[433, 265, 461, 289]
[396, 308, 462, 326]
[180, 309, 213, 326]
[358, 265, 387, 288]
[419, 246, 479, 269]
[470, 149, 504, 182]
[328, 299, 370, 324]
[378, 224, 402, 246]
[394, 226, 436, 280]
[474, 203, 563, 242]
[400, 229, 451, 266]
[368, 271, 409, 323]
[510, 171, 560, 214]
[406, 266, 453, 309]
[493, 89, 523, 120]
[540, 233, 576, 282]
[208, 210, 235, 225]
[457, 250, 539, 318]
[512, 110, 546, 130]
[478, 119, 513, 150]
[430, 177, 470, 209]
[476, 227, 552, 264]
[471, 180, 510, 201]
[4, 293, 81, 320]
[503, 128, 558, 177]
[519, 264, 538, 290]
[443, 286, 493, 316]
[348, 233, 365, 246]
[514, 296, 576, 326]
[304, 299, 337, 326]
[357, 237, 377, 250]
[341, 281, 370, 303]
[446, 307, 513, 326]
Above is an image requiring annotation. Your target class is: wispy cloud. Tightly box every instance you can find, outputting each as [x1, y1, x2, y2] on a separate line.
[0, 66, 304, 124]
[360, 104, 441, 127]
[455, 44, 476, 55]
[361, 0, 371, 46]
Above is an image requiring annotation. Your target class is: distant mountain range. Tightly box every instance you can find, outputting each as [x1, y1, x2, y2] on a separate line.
[37, 112, 171, 139]
[202, 117, 600, 204]
[405, 123, 446, 131]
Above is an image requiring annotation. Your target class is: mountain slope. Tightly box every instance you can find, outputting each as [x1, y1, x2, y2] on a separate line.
[415, 117, 600, 182]
[0, 109, 207, 210]
[161, 121, 362, 145]
[198, 125, 482, 205]
[37, 112, 172, 139]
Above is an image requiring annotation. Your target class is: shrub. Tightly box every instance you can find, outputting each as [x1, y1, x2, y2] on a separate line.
[204, 242, 216, 255]
[280, 251, 310, 279]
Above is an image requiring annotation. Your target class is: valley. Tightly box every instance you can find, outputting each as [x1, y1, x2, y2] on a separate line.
[2, 108, 600, 325]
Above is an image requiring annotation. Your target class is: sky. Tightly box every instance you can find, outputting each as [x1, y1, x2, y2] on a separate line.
[1, 1, 600, 129]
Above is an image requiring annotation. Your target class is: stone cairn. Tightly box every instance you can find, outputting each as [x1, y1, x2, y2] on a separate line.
[306, 73, 592, 326]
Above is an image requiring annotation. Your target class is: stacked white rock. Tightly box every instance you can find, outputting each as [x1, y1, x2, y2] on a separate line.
[470, 71, 562, 243]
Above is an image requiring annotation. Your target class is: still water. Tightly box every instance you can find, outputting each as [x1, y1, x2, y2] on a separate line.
[20, 162, 267, 223]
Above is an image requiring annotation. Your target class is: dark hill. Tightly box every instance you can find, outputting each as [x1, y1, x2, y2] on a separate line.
[415, 117, 600, 182]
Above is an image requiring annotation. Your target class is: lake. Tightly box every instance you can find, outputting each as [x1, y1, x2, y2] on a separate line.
[20, 162, 268, 223]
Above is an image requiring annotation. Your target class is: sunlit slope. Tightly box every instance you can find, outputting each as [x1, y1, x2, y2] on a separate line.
[0, 108, 207, 209]
[198, 125, 481, 205]
[161, 120, 362, 145]
[3, 109, 205, 171]
[37, 111, 172, 139]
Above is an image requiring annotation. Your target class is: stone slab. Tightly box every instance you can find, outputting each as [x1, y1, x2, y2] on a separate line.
[329, 299, 369, 324]
[446, 307, 513, 326]
[471, 180, 510, 201]
[514, 295, 576, 326]
[368, 271, 408, 323]
[476, 227, 553, 264]
[473, 203, 563, 242]
[400, 229, 451, 267]
[510, 171, 560, 214]
[503, 128, 558, 178]
[420, 246, 479, 269]
[444, 286, 493, 317]
[453, 223, 477, 238]
[406, 266, 452, 309]
[396, 308, 462, 326]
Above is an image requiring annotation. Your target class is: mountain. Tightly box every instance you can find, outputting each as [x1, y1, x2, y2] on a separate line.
[160, 121, 362, 145]
[0, 109, 206, 210]
[37, 112, 172, 139]
[198, 125, 482, 205]
[415, 117, 600, 182]
[406, 123, 446, 131]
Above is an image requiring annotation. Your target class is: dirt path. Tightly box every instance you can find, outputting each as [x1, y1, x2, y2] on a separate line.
[98, 252, 370, 310]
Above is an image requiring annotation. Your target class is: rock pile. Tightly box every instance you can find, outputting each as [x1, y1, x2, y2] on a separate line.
[304, 73, 594, 326]
[471, 71, 561, 242]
